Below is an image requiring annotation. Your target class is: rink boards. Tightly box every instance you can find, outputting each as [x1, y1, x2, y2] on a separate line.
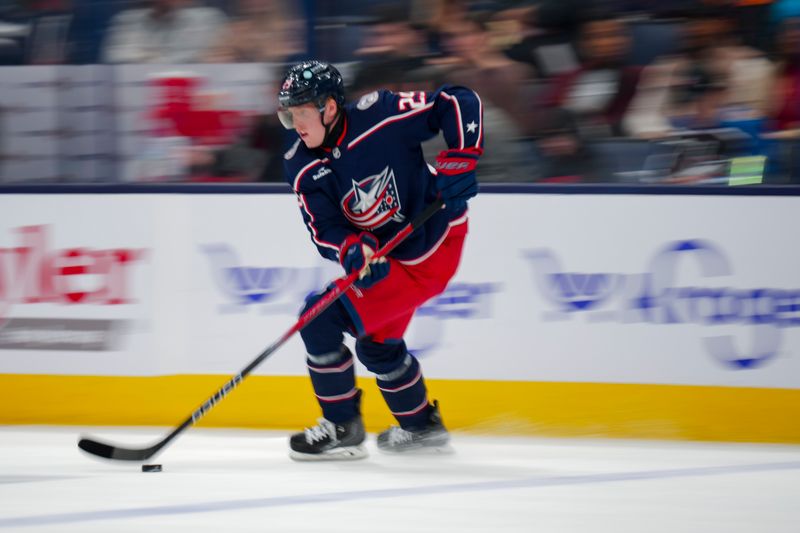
[0, 189, 799, 443]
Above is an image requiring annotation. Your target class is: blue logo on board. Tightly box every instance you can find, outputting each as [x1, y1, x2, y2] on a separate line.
[201, 243, 499, 356]
[201, 244, 324, 314]
[524, 240, 800, 369]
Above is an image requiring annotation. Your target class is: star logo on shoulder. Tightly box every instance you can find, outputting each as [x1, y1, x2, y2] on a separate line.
[466, 121, 478, 134]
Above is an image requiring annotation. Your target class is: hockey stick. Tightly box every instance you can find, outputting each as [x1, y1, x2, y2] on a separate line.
[78, 199, 445, 461]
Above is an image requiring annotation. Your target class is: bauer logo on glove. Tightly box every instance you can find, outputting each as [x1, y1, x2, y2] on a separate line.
[434, 147, 482, 211]
[436, 161, 471, 172]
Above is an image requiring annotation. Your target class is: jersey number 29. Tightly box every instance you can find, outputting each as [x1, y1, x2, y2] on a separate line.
[397, 91, 427, 111]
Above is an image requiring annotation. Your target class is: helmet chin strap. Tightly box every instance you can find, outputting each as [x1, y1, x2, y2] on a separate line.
[319, 105, 343, 148]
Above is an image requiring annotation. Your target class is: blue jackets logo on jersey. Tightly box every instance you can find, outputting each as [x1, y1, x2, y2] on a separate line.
[341, 166, 406, 230]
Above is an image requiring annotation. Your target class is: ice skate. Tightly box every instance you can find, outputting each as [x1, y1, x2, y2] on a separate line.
[289, 414, 367, 461]
[377, 400, 452, 454]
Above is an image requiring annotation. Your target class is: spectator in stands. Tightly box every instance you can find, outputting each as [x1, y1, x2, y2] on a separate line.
[426, 10, 541, 182]
[355, 4, 430, 73]
[204, 0, 303, 63]
[530, 107, 604, 182]
[69, 0, 118, 64]
[437, 12, 538, 137]
[184, 69, 287, 182]
[102, 0, 226, 64]
[624, 6, 772, 137]
[0, 0, 73, 64]
[416, 0, 472, 51]
[766, 17, 800, 130]
[496, 2, 581, 78]
[538, 13, 642, 138]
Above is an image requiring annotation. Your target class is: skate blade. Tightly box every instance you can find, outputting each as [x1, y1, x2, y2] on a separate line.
[378, 443, 455, 456]
[289, 445, 368, 462]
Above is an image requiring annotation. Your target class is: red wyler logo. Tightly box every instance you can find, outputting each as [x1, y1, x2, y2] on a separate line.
[0, 225, 146, 323]
[341, 166, 406, 230]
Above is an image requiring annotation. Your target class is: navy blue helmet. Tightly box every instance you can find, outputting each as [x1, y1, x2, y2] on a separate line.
[277, 61, 345, 129]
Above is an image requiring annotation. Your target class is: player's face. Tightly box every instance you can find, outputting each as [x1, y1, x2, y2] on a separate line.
[280, 104, 324, 147]
[282, 99, 337, 149]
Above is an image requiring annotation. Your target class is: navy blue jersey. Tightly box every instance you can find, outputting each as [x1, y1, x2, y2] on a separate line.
[284, 85, 484, 264]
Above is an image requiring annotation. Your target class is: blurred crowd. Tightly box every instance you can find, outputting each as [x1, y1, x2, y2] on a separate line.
[3, 0, 800, 184]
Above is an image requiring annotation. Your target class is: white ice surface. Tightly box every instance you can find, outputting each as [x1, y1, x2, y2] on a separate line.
[0, 427, 799, 532]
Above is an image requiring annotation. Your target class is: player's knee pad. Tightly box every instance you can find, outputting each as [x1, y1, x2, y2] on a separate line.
[306, 343, 352, 368]
[298, 291, 352, 355]
[355, 338, 411, 378]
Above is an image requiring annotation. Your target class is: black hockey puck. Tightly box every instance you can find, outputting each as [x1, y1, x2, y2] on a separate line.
[141, 464, 162, 472]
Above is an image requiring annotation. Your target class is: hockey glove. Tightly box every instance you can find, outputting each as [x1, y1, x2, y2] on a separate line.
[339, 232, 390, 289]
[434, 147, 482, 211]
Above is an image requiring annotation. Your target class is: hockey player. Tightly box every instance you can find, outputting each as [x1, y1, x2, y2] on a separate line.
[278, 60, 483, 460]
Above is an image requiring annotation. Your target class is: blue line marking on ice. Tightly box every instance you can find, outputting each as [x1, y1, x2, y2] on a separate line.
[2, 460, 799, 528]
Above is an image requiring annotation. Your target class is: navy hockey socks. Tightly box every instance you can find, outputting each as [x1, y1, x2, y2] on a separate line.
[307, 345, 359, 423]
[375, 353, 431, 429]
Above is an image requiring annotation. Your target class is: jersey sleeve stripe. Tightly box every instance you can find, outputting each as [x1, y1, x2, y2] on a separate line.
[298, 192, 340, 252]
[439, 91, 464, 149]
[474, 90, 484, 148]
[347, 101, 435, 149]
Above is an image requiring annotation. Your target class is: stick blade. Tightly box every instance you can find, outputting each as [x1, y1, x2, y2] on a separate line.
[78, 437, 157, 461]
